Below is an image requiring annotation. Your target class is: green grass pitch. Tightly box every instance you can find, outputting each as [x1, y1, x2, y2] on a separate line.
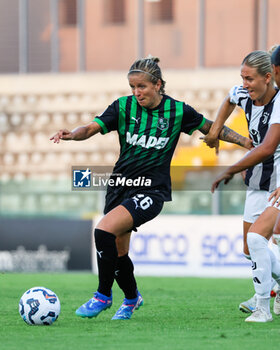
[1, 273, 279, 350]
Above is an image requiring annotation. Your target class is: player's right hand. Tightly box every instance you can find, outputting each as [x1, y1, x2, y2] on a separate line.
[211, 170, 234, 193]
[50, 129, 73, 143]
[268, 187, 280, 207]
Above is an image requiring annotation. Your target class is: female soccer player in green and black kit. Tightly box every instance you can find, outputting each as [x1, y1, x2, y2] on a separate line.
[50, 56, 252, 320]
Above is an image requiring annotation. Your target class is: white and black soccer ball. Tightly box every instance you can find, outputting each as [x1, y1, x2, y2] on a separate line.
[19, 286, 60, 325]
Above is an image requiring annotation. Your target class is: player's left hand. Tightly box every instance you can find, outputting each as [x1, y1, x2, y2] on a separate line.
[268, 187, 280, 207]
[211, 171, 234, 193]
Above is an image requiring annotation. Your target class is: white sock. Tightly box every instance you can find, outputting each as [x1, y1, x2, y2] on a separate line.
[270, 243, 280, 262]
[247, 232, 271, 300]
[256, 296, 271, 314]
[271, 279, 277, 291]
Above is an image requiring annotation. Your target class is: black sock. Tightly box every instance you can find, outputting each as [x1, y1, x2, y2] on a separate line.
[115, 253, 138, 299]
[94, 228, 118, 297]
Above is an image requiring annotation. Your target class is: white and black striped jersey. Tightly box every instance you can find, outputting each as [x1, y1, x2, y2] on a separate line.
[229, 85, 280, 191]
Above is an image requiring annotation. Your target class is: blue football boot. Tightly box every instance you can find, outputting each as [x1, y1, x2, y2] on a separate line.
[76, 291, 112, 318]
[112, 291, 143, 320]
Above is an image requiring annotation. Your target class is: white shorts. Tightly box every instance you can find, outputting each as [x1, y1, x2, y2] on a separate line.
[243, 188, 280, 223]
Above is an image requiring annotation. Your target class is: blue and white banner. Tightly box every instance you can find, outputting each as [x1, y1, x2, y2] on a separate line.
[92, 215, 252, 277]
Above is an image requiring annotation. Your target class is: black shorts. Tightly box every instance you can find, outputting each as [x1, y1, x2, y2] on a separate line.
[104, 188, 164, 231]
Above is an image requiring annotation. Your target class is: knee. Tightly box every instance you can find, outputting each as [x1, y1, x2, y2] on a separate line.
[94, 228, 116, 247]
[94, 228, 104, 243]
[247, 232, 268, 250]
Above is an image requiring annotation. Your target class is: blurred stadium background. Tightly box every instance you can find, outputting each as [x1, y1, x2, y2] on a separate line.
[0, 0, 278, 275]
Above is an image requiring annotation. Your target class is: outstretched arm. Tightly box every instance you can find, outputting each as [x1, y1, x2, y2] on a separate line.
[211, 124, 280, 192]
[199, 118, 252, 150]
[50, 121, 102, 143]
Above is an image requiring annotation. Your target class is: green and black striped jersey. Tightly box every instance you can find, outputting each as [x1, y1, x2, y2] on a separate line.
[94, 94, 205, 200]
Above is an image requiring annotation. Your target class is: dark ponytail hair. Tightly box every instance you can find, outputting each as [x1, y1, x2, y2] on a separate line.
[128, 55, 166, 94]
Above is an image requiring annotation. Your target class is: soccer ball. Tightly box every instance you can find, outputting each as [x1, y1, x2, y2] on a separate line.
[19, 286, 60, 325]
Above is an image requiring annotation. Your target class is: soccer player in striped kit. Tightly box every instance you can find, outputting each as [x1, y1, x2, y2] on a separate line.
[210, 48, 280, 322]
[51, 56, 252, 320]
[271, 46, 280, 255]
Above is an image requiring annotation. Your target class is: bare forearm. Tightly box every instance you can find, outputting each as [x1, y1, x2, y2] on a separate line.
[218, 125, 250, 149]
[227, 145, 272, 175]
[50, 121, 102, 143]
[71, 122, 101, 140]
[71, 126, 93, 140]
[211, 144, 270, 193]
[200, 119, 251, 149]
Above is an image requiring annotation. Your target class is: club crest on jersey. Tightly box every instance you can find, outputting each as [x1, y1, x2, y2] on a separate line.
[261, 112, 270, 124]
[157, 117, 169, 130]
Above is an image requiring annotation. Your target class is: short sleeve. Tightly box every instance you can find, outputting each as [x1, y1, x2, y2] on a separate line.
[229, 85, 249, 106]
[93, 100, 119, 134]
[181, 104, 205, 135]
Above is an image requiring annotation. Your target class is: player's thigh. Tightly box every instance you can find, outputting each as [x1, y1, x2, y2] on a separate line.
[249, 206, 280, 240]
[243, 189, 268, 223]
[121, 192, 164, 229]
[98, 191, 164, 236]
[243, 189, 268, 254]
